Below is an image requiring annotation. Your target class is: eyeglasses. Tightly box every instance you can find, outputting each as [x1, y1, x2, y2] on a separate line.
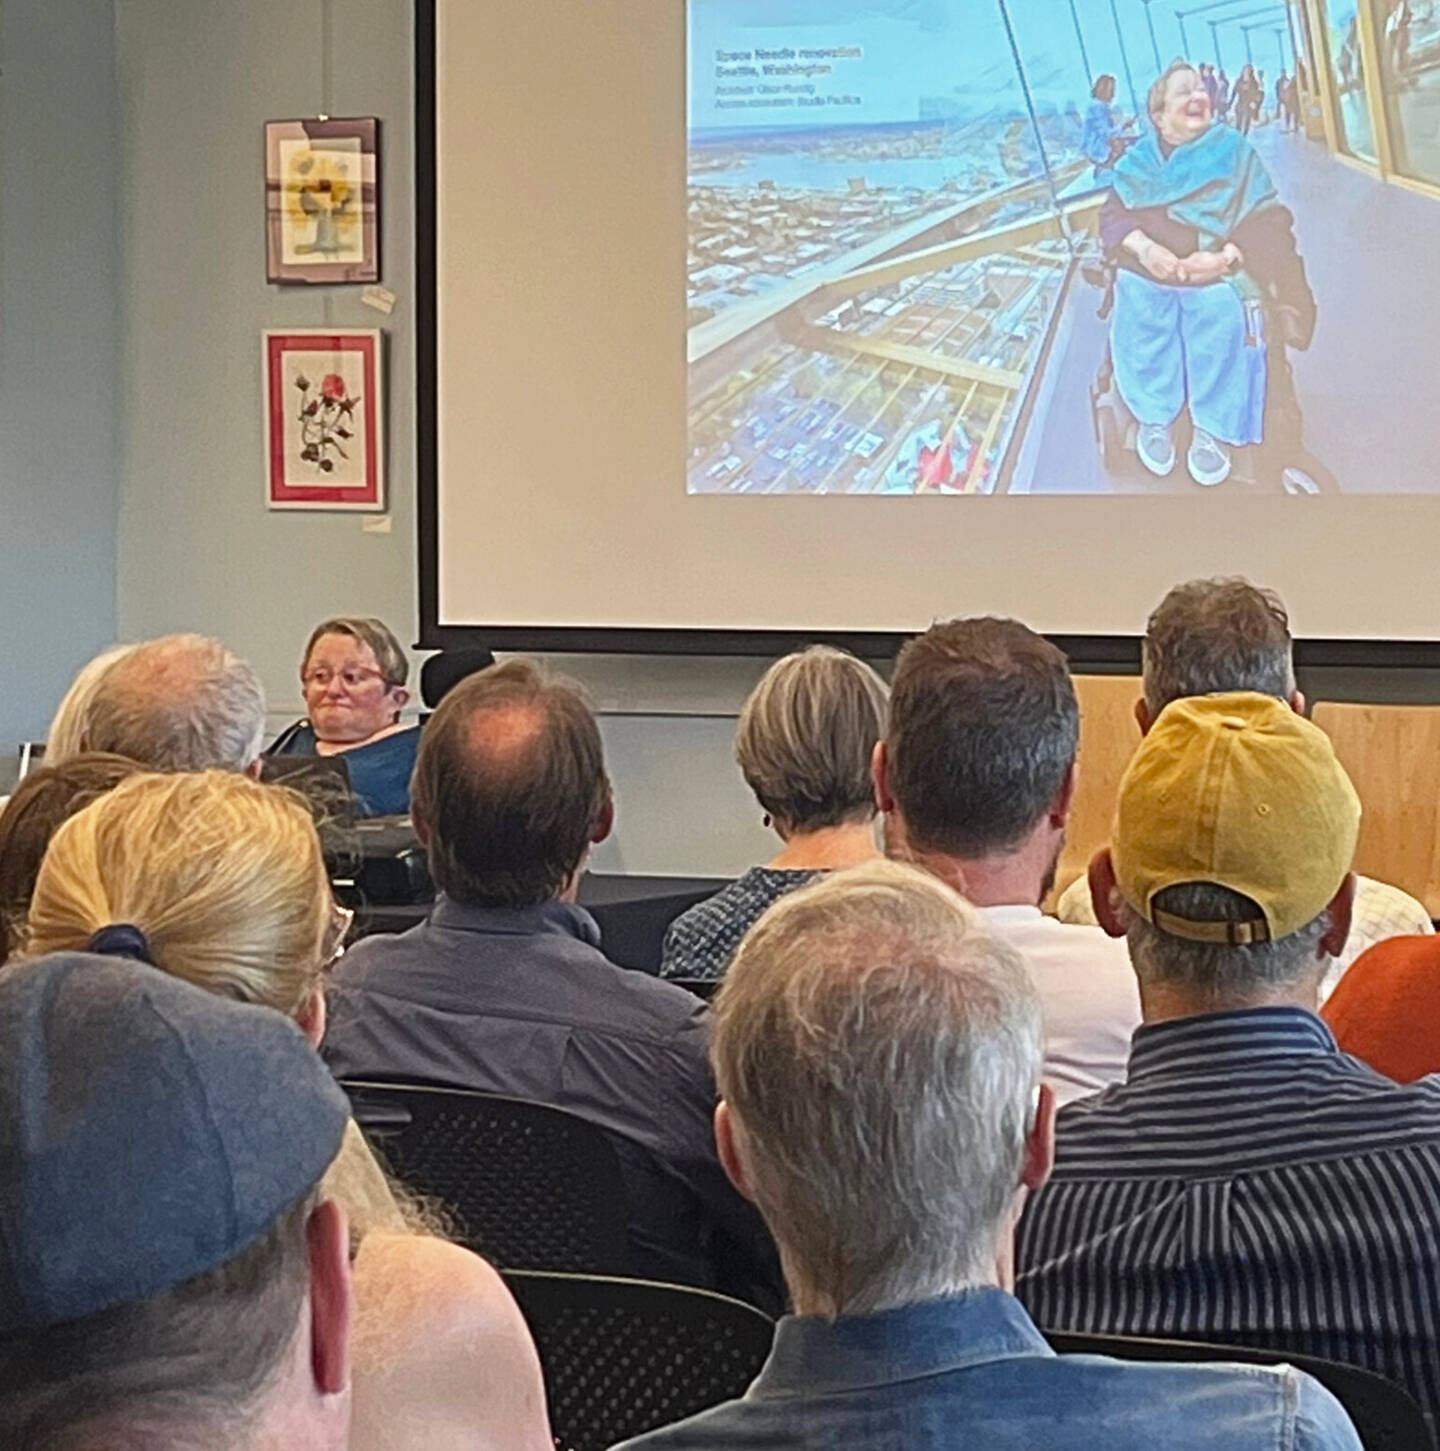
[302, 666, 388, 690]
[322, 902, 355, 973]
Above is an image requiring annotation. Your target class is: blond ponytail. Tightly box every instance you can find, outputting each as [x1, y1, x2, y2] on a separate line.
[27, 770, 330, 1016]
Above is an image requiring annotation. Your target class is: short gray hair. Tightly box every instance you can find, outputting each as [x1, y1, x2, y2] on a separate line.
[1143, 578, 1295, 717]
[302, 617, 408, 690]
[735, 646, 889, 831]
[712, 859, 1042, 1315]
[1127, 881, 1329, 1005]
[85, 635, 266, 772]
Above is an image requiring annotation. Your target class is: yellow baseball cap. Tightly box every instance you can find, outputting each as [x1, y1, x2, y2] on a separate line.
[1112, 691, 1360, 944]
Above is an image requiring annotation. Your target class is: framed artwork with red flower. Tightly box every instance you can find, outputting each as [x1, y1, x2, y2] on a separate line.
[265, 118, 379, 284]
[264, 329, 384, 511]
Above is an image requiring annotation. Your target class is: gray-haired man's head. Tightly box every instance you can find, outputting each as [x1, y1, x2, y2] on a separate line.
[711, 859, 1049, 1317]
[1142, 578, 1295, 724]
[84, 634, 266, 772]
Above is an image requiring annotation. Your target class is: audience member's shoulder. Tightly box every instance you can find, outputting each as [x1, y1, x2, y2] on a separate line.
[1030, 908, 1133, 960]
[351, 1233, 552, 1451]
[1053, 874, 1098, 927]
[1354, 874, 1433, 930]
[610, 1356, 1361, 1450]
[1031, 1355, 1362, 1450]
[610, 955, 713, 1036]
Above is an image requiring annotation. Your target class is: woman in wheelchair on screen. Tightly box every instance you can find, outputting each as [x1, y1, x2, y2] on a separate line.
[1102, 59, 1313, 487]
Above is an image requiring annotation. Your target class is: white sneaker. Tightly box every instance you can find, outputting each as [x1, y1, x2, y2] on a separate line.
[1136, 422, 1176, 477]
[1187, 427, 1232, 486]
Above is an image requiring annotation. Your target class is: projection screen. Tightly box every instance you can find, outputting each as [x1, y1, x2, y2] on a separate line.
[419, 0, 1440, 656]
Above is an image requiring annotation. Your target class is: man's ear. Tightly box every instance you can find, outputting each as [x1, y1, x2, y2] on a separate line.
[871, 739, 893, 813]
[296, 989, 327, 1048]
[1049, 761, 1078, 827]
[714, 1101, 754, 1203]
[307, 1199, 352, 1398]
[1133, 698, 1152, 735]
[244, 758, 264, 781]
[1320, 871, 1356, 960]
[591, 789, 615, 846]
[1020, 1082, 1057, 1194]
[1088, 848, 1127, 937]
[1288, 688, 1307, 717]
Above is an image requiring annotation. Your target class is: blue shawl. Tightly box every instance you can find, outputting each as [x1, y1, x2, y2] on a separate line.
[1113, 121, 1278, 250]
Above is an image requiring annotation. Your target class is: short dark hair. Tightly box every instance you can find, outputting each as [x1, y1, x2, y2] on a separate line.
[1143, 577, 1294, 716]
[886, 618, 1078, 857]
[0, 1195, 312, 1451]
[0, 753, 143, 961]
[411, 659, 610, 907]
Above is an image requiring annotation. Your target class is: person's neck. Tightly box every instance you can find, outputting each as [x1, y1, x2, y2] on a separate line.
[1139, 976, 1323, 1026]
[788, 1266, 1001, 1319]
[785, 1223, 1013, 1319]
[767, 821, 878, 872]
[885, 814, 1055, 910]
[313, 718, 407, 755]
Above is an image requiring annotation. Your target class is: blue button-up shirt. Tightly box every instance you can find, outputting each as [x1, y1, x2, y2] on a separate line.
[323, 896, 776, 1301]
[1019, 1007, 1440, 1429]
[612, 1286, 1359, 1449]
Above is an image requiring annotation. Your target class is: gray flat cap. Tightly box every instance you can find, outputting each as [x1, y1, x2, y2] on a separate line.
[0, 952, 349, 1333]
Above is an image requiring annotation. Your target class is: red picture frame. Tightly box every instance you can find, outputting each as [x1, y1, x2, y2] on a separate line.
[264, 330, 384, 510]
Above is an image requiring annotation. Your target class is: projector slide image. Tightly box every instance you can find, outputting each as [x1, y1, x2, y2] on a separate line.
[686, 0, 1440, 497]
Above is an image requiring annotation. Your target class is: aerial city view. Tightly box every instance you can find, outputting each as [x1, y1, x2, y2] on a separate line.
[687, 0, 1107, 496]
[687, 119, 1076, 495]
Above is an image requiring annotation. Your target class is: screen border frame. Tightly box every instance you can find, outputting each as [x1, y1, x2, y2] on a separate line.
[413, 0, 1440, 670]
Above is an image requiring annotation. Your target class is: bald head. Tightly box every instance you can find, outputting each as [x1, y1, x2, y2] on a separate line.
[411, 660, 611, 907]
[85, 635, 266, 772]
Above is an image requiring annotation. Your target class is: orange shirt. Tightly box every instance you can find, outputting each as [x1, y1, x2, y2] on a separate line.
[1322, 933, 1440, 1082]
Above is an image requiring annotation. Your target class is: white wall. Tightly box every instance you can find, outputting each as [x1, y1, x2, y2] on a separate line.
[0, 0, 120, 745]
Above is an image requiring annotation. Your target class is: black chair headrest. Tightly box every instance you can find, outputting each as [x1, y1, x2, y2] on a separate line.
[420, 647, 497, 709]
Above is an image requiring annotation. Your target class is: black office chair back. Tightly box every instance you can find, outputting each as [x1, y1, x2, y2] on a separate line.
[343, 1081, 630, 1274]
[1046, 1330, 1434, 1451]
[504, 1270, 774, 1451]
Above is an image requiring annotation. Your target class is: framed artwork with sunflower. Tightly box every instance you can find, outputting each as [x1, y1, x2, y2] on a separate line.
[265, 118, 379, 284]
[264, 329, 384, 510]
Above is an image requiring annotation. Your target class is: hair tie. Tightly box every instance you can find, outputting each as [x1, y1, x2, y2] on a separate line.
[87, 923, 156, 967]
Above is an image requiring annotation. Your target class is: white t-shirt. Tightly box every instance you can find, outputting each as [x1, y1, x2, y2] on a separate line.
[1053, 873, 1433, 1003]
[977, 904, 1142, 1108]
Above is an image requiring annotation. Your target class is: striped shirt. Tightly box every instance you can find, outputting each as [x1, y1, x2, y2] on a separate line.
[1016, 1008, 1440, 1428]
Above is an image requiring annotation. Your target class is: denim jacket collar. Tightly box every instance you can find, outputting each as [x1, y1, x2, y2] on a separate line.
[750, 1287, 1052, 1399]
